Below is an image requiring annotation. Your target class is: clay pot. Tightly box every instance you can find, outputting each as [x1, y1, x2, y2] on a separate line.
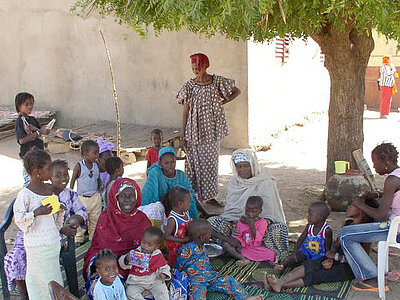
[325, 174, 371, 211]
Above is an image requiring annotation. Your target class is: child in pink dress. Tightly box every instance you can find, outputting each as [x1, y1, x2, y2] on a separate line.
[224, 196, 276, 266]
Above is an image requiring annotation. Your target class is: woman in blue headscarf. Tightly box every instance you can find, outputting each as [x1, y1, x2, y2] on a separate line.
[141, 147, 199, 221]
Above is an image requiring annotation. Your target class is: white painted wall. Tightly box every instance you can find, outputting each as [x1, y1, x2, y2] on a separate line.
[247, 38, 330, 146]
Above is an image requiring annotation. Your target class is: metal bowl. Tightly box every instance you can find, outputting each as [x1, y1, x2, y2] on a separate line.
[204, 243, 224, 258]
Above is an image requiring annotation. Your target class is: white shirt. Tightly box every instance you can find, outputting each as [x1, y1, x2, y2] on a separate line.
[93, 276, 127, 300]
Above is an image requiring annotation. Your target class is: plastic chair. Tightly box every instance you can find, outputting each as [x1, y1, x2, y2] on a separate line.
[377, 216, 400, 300]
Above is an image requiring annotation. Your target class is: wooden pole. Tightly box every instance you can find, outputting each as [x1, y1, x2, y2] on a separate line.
[99, 29, 121, 156]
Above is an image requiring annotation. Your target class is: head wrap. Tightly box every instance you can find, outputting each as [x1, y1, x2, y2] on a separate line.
[233, 153, 250, 165]
[158, 146, 176, 160]
[83, 177, 151, 280]
[231, 149, 260, 178]
[190, 53, 210, 71]
[116, 182, 137, 200]
[383, 56, 391, 65]
[97, 138, 115, 154]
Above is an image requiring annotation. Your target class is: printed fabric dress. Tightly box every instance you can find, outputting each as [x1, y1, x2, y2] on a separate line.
[234, 218, 276, 262]
[166, 210, 192, 267]
[176, 75, 235, 201]
[174, 242, 248, 300]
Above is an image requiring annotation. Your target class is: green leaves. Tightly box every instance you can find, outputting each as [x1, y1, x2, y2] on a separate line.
[72, 0, 400, 43]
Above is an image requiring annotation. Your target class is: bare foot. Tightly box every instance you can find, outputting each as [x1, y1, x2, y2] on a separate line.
[263, 272, 272, 290]
[246, 295, 264, 300]
[267, 274, 282, 293]
[236, 259, 250, 267]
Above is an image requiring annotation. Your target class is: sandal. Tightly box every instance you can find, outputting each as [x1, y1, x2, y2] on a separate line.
[352, 281, 388, 292]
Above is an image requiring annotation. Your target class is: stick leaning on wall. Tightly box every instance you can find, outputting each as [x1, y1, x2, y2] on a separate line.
[99, 29, 121, 156]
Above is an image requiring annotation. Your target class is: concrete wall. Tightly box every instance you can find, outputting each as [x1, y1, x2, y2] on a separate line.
[247, 38, 330, 146]
[0, 1, 248, 148]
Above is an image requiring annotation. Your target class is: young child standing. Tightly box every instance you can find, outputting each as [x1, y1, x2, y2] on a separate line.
[119, 227, 171, 300]
[277, 202, 332, 270]
[175, 219, 263, 300]
[93, 249, 127, 300]
[70, 140, 102, 242]
[13, 149, 64, 300]
[224, 196, 276, 266]
[165, 187, 192, 267]
[146, 129, 163, 169]
[97, 138, 115, 192]
[14, 92, 50, 186]
[104, 156, 124, 208]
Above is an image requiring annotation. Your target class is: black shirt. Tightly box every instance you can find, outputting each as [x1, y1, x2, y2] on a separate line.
[15, 114, 44, 158]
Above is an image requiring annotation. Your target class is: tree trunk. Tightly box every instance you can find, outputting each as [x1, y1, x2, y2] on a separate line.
[312, 26, 375, 182]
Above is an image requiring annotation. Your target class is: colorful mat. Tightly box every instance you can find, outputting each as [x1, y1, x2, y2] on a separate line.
[207, 257, 352, 300]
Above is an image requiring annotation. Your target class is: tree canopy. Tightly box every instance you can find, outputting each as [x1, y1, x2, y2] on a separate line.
[74, 0, 400, 44]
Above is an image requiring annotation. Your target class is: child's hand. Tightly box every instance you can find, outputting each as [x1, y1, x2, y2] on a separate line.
[158, 273, 166, 283]
[67, 215, 81, 229]
[321, 258, 333, 269]
[60, 224, 78, 237]
[33, 204, 52, 217]
[39, 127, 50, 135]
[240, 216, 249, 224]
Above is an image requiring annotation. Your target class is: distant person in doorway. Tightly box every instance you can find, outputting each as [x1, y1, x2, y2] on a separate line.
[176, 53, 241, 206]
[379, 56, 398, 118]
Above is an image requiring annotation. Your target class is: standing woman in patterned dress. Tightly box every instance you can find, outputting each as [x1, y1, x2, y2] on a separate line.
[176, 53, 241, 205]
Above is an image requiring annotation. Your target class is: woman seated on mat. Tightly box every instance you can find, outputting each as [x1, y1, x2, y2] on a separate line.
[208, 149, 289, 261]
[141, 146, 199, 220]
[83, 178, 151, 297]
[338, 142, 400, 291]
[265, 198, 379, 292]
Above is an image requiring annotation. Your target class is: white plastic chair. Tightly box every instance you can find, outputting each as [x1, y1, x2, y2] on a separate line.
[377, 216, 400, 299]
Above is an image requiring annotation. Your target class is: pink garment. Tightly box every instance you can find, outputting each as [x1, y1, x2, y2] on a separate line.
[389, 168, 400, 232]
[234, 219, 276, 262]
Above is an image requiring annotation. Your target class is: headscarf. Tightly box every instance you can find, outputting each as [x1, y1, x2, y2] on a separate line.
[97, 138, 114, 154]
[158, 146, 176, 160]
[83, 177, 151, 279]
[221, 149, 286, 223]
[190, 53, 210, 71]
[383, 56, 391, 65]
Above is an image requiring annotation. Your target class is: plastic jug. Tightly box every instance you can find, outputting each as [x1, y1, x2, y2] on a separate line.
[334, 161, 350, 174]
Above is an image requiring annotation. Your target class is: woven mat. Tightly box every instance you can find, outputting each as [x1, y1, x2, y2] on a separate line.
[207, 256, 352, 300]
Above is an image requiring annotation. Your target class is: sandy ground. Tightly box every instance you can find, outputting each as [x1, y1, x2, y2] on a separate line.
[1, 109, 400, 299]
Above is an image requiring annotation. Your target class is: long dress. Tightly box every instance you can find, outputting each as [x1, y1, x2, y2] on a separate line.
[176, 75, 235, 201]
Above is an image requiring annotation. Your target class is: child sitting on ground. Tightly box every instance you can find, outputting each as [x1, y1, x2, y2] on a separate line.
[14, 92, 50, 186]
[277, 202, 332, 270]
[165, 187, 192, 267]
[119, 227, 171, 300]
[224, 196, 276, 266]
[70, 140, 102, 243]
[104, 156, 124, 209]
[13, 149, 64, 300]
[146, 129, 163, 169]
[265, 198, 379, 292]
[93, 249, 127, 300]
[175, 219, 263, 300]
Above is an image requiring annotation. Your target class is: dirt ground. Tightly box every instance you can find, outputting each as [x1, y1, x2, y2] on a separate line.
[1, 109, 400, 299]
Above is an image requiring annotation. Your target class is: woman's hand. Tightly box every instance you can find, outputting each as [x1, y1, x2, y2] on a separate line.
[33, 204, 52, 217]
[352, 196, 364, 208]
[325, 250, 336, 260]
[360, 191, 380, 200]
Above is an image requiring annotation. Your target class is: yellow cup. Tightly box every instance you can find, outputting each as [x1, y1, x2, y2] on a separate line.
[334, 161, 350, 174]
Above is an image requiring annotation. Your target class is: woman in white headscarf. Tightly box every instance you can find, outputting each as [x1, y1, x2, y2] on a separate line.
[208, 149, 289, 261]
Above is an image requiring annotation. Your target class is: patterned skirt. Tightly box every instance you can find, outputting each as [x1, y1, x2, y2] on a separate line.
[185, 141, 220, 202]
[4, 230, 26, 291]
[208, 216, 290, 262]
